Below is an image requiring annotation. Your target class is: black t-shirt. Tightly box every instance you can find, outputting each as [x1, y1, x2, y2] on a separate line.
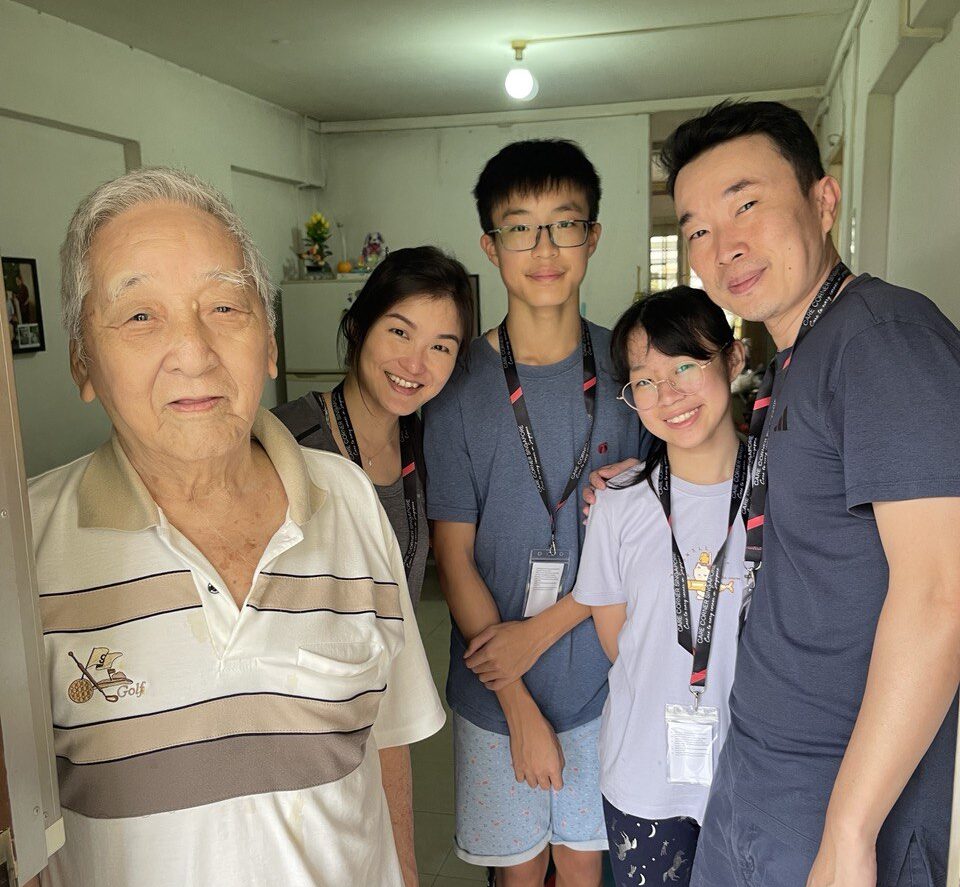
[728, 274, 960, 880]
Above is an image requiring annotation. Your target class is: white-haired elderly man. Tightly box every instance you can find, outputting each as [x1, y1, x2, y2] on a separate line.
[28, 168, 443, 887]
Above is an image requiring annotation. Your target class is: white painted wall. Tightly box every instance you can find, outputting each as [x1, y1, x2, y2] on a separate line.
[320, 116, 651, 331]
[887, 16, 960, 325]
[231, 171, 306, 289]
[0, 0, 322, 473]
[0, 117, 123, 476]
[817, 44, 858, 259]
[815, 0, 960, 318]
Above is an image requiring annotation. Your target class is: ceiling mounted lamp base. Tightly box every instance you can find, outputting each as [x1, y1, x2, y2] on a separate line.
[505, 39, 538, 101]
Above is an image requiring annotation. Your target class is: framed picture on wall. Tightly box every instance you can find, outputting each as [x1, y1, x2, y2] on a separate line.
[3, 257, 45, 354]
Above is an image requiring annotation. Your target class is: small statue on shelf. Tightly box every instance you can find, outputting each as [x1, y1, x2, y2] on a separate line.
[359, 231, 388, 271]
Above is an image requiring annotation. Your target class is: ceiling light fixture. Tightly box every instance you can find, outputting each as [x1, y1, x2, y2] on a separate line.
[505, 40, 538, 101]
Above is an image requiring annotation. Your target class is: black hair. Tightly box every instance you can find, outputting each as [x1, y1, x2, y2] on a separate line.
[338, 245, 475, 373]
[609, 286, 735, 489]
[473, 139, 601, 233]
[659, 100, 826, 198]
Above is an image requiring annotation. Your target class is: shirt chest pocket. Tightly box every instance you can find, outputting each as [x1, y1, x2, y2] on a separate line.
[297, 641, 388, 695]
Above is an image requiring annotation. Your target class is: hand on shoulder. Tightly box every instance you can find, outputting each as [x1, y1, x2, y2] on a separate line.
[581, 457, 641, 519]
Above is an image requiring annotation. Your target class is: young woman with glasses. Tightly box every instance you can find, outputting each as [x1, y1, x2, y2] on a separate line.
[571, 286, 750, 887]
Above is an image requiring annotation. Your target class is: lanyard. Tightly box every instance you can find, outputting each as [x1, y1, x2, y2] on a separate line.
[498, 318, 597, 554]
[657, 442, 749, 700]
[744, 261, 851, 576]
[325, 382, 420, 579]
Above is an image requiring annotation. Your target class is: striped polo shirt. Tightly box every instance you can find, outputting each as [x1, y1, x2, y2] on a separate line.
[31, 409, 444, 887]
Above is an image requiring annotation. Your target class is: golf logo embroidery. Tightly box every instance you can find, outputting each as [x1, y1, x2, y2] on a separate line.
[67, 647, 146, 704]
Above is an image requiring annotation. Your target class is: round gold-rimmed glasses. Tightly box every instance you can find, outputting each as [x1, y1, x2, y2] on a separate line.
[618, 356, 719, 412]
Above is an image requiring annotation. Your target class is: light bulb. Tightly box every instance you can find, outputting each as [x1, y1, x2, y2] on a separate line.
[505, 67, 538, 101]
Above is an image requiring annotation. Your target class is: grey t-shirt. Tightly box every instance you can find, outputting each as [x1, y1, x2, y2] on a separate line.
[423, 323, 643, 734]
[272, 393, 428, 609]
[727, 274, 960, 881]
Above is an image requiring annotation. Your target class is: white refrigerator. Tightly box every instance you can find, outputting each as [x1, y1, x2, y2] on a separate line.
[278, 279, 360, 403]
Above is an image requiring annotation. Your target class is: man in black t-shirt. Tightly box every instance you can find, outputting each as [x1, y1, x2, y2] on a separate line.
[660, 102, 960, 886]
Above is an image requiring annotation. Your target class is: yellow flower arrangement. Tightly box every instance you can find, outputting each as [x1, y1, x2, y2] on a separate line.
[300, 212, 332, 266]
[305, 212, 331, 246]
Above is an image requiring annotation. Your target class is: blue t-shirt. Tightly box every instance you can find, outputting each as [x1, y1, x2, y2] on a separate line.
[727, 274, 960, 881]
[423, 322, 642, 734]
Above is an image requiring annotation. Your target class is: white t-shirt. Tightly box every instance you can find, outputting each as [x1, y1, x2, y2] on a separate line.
[32, 410, 445, 887]
[573, 463, 747, 822]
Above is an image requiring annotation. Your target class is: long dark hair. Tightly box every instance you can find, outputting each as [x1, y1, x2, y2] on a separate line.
[610, 286, 735, 489]
[338, 245, 475, 373]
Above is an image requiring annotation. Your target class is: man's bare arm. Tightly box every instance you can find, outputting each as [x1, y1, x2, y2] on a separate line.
[379, 745, 417, 887]
[807, 496, 960, 886]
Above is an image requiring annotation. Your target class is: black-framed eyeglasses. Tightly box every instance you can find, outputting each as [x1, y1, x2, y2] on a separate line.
[486, 220, 596, 252]
[618, 356, 719, 412]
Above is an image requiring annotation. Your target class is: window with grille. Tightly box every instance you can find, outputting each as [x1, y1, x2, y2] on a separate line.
[647, 229, 742, 339]
[649, 228, 701, 292]
[649, 232, 679, 292]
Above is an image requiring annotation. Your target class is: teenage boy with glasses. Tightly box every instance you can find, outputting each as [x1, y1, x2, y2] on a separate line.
[423, 139, 644, 886]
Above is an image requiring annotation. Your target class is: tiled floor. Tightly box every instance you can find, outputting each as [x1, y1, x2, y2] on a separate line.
[412, 572, 487, 886]
[411, 568, 615, 887]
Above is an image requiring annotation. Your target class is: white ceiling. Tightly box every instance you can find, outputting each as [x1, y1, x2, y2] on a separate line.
[14, 0, 854, 121]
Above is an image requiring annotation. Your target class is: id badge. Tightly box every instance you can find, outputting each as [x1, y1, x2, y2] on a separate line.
[664, 703, 719, 787]
[522, 549, 570, 618]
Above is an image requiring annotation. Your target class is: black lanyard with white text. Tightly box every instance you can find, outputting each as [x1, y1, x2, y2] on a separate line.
[657, 442, 749, 696]
[498, 318, 597, 554]
[328, 382, 419, 579]
[744, 261, 851, 579]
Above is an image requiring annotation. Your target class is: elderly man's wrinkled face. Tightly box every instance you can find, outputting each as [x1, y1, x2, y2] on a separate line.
[74, 200, 277, 467]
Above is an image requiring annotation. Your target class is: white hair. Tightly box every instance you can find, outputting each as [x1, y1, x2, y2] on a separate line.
[60, 167, 276, 359]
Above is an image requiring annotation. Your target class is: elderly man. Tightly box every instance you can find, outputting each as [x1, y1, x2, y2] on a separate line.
[30, 168, 443, 887]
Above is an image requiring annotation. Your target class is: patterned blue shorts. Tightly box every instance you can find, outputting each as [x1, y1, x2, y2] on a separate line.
[452, 712, 608, 867]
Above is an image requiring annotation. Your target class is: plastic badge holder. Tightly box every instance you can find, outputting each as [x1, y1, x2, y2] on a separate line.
[522, 548, 570, 618]
[664, 703, 719, 786]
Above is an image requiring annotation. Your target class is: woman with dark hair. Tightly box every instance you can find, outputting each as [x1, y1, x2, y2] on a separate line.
[274, 245, 474, 609]
[571, 287, 749, 887]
